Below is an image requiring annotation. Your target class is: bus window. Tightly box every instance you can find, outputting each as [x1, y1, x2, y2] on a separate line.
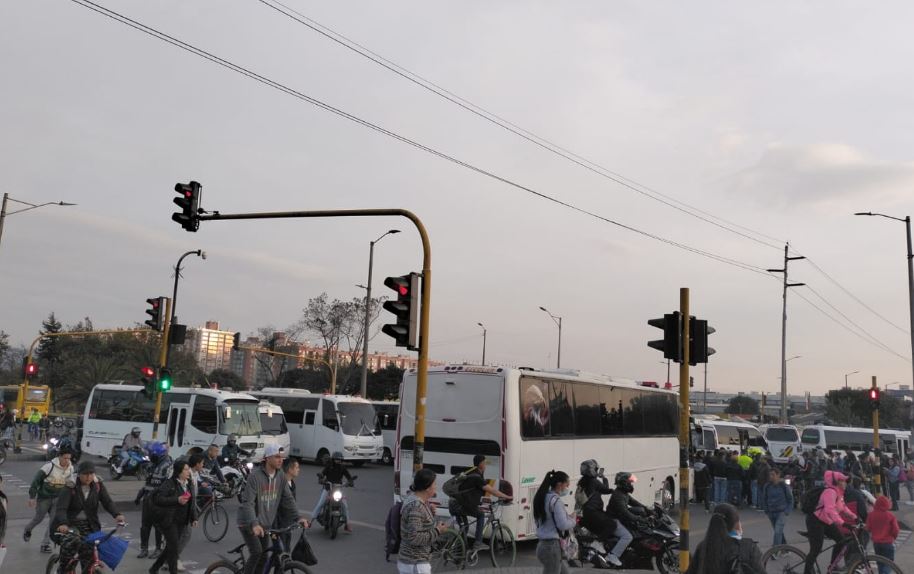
[338, 402, 378, 436]
[621, 389, 645, 436]
[191, 396, 218, 434]
[548, 381, 574, 436]
[322, 399, 339, 431]
[801, 427, 820, 446]
[716, 425, 740, 446]
[221, 401, 262, 436]
[305, 412, 315, 425]
[572, 383, 601, 436]
[703, 429, 716, 449]
[260, 409, 288, 436]
[599, 387, 623, 436]
[520, 378, 550, 438]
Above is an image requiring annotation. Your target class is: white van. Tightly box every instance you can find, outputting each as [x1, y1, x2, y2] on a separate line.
[691, 417, 767, 454]
[258, 401, 291, 459]
[759, 424, 802, 463]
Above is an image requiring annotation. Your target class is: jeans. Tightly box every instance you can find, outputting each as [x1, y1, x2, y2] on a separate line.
[751, 482, 758, 508]
[139, 496, 163, 550]
[312, 488, 349, 524]
[24, 497, 55, 545]
[713, 477, 727, 503]
[397, 562, 432, 574]
[241, 526, 271, 574]
[804, 514, 843, 574]
[873, 542, 895, 574]
[727, 479, 742, 506]
[150, 522, 186, 574]
[456, 510, 486, 546]
[610, 523, 633, 558]
[535, 539, 570, 574]
[767, 511, 787, 546]
[889, 482, 901, 509]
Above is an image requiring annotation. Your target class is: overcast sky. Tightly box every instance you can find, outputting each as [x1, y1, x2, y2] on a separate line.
[2, 1, 914, 396]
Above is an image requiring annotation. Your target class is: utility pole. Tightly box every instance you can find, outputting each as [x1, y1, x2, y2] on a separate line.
[767, 243, 805, 424]
[872, 376, 882, 495]
[360, 229, 399, 398]
[477, 322, 487, 366]
[703, 362, 708, 414]
[165, 249, 205, 366]
[678, 288, 691, 572]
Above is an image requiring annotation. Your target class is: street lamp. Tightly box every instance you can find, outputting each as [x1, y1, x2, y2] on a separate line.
[0, 193, 76, 248]
[845, 370, 860, 390]
[539, 306, 562, 369]
[787, 355, 802, 362]
[166, 249, 206, 365]
[477, 323, 487, 366]
[360, 229, 400, 398]
[855, 211, 914, 439]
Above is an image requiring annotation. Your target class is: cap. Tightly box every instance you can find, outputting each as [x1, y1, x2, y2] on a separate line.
[77, 461, 96, 475]
[263, 444, 284, 458]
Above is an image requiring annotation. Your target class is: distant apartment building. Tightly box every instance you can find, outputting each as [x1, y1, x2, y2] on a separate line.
[185, 321, 236, 374]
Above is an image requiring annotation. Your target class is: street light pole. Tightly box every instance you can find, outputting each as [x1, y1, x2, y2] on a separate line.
[855, 212, 914, 441]
[360, 229, 400, 398]
[845, 370, 860, 390]
[477, 322, 487, 366]
[0, 192, 76, 249]
[767, 243, 805, 424]
[539, 306, 562, 368]
[165, 249, 206, 366]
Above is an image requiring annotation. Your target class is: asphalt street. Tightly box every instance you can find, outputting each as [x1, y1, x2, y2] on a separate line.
[2, 444, 913, 573]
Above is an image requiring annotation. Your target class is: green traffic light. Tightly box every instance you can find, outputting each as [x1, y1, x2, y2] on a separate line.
[158, 368, 173, 392]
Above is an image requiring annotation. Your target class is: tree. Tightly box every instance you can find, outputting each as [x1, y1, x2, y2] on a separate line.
[36, 312, 63, 363]
[726, 395, 759, 415]
[0, 330, 9, 365]
[276, 367, 330, 393]
[206, 368, 246, 392]
[825, 388, 910, 429]
[366, 364, 404, 400]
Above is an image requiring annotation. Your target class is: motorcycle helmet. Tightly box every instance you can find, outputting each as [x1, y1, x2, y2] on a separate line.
[580, 459, 599, 479]
[148, 441, 167, 459]
[227, 434, 238, 446]
[331, 451, 343, 464]
[53, 417, 64, 426]
[614, 472, 636, 493]
[131, 426, 141, 437]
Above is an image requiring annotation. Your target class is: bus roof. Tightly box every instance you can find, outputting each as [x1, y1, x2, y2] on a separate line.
[252, 389, 373, 404]
[255, 388, 312, 395]
[89, 383, 258, 402]
[803, 423, 910, 435]
[694, 419, 760, 430]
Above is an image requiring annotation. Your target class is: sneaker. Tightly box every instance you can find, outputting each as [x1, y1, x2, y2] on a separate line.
[137, 549, 149, 559]
[23, 530, 31, 542]
[473, 542, 489, 551]
[40, 544, 52, 553]
[607, 554, 622, 567]
[149, 548, 163, 560]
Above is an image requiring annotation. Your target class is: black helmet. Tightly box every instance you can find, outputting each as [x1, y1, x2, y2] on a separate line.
[228, 434, 238, 445]
[580, 459, 599, 479]
[331, 451, 343, 463]
[614, 472, 635, 493]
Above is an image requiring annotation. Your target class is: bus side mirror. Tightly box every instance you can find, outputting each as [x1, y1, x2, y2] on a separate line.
[224, 406, 232, 419]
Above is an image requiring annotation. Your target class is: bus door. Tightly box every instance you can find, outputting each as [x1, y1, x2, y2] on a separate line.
[300, 402, 320, 458]
[898, 436, 910, 463]
[166, 403, 190, 452]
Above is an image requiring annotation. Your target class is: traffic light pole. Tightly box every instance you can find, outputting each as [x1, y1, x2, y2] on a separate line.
[151, 298, 172, 440]
[678, 288, 691, 573]
[872, 375, 882, 495]
[194, 208, 432, 472]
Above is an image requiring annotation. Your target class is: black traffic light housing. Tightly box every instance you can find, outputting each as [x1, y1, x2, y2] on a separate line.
[145, 297, 166, 331]
[647, 312, 681, 362]
[381, 272, 420, 350]
[869, 387, 880, 409]
[141, 366, 156, 399]
[172, 181, 202, 232]
[158, 368, 173, 392]
[232, 332, 241, 351]
[23, 359, 39, 379]
[689, 319, 716, 366]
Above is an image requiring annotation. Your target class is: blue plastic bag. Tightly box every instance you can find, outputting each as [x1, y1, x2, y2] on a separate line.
[85, 531, 129, 570]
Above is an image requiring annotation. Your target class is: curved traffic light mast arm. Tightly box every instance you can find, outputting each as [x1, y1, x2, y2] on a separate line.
[237, 345, 338, 393]
[196, 208, 432, 472]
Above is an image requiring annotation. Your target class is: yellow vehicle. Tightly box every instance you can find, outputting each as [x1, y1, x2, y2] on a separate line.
[0, 384, 52, 419]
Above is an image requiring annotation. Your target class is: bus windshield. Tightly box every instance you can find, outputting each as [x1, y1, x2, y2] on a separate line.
[801, 428, 820, 445]
[221, 401, 262, 436]
[260, 411, 287, 436]
[26, 388, 48, 402]
[767, 427, 799, 442]
[338, 402, 379, 436]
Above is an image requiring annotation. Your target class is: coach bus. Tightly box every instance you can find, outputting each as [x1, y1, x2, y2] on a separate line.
[81, 384, 264, 459]
[800, 424, 910, 461]
[0, 384, 52, 419]
[395, 365, 680, 540]
[250, 388, 383, 465]
[371, 400, 399, 465]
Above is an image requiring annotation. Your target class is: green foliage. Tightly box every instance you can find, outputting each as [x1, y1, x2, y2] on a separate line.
[206, 368, 246, 392]
[726, 395, 759, 415]
[825, 388, 910, 428]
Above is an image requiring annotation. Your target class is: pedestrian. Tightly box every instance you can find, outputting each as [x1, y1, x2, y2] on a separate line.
[904, 462, 914, 503]
[693, 453, 711, 511]
[25, 446, 75, 552]
[149, 460, 198, 574]
[0, 474, 8, 548]
[685, 502, 764, 574]
[710, 450, 727, 504]
[754, 456, 771, 511]
[137, 441, 171, 560]
[399, 468, 446, 574]
[533, 469, 575, 574]
[738, 450, 752, 507]
[886, 458, 901, 511]
[276, 457, 301, 551]
[866, 495, 900, 574]
[846, 452, 863, 482]
[725, 453, 743, 507]
[176, 453, 207, 572]
[804, 471, 857, 574]
[762, 468, 793, 546]
[38, 414, 50, 443]
[237, 444, 308, 574]
[27, 408, 41, 442]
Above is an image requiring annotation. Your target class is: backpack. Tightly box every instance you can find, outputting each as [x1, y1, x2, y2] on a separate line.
[800, 485, 826, 515]
[442, 468, 475, 498]
[384, 501, 403, 561]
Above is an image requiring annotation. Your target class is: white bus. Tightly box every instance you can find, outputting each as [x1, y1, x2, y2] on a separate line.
[395, 365, 680, 541]
[372, 401, 399, 465]
[759, 424, 802, 464]
[690, 417, 767, 455]
[250, 388, 383, 465]
[800, 424, 911, 461]
[81, 384, 264, 460]
[258, 401, 291, 457]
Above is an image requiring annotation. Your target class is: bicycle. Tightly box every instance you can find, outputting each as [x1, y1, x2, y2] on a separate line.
[761, 522, 903, 574]
[204, 523, 312, 574]
[45, 522, 126, 574]
[431, 499, 516, 571]
[199, 484, 231, 542]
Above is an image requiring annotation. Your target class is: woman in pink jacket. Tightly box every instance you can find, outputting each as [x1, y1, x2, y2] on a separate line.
[804, 471, 858, 574]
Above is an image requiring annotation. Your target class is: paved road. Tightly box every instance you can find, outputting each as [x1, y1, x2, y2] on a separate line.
[2, 445, 914, 572]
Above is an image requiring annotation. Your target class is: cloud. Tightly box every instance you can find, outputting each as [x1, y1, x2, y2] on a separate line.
[722, 143, 914, 210]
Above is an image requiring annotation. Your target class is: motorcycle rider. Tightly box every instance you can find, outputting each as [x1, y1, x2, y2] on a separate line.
[607, 472, 650, 543]
[136, 441, 172, 559]
[576, 459, 625, 566]
[312, 451, 354, 533]
[199, 444, 226, 500]
[221, 434, 251, 463]
[117, 426, 146, 474]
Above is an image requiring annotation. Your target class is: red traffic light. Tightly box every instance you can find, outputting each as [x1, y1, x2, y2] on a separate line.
[24, 363, 38, 376]
[869, 388, 880, 401]
[141, 366, 155, 378]
[397, 284, 408, 296]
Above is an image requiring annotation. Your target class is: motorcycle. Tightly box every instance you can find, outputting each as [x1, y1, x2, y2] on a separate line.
[108, 446, 152, 481]
[221, 456, 254, 502]
[43, 427, 80, 462]
[315, 475, 357, 540]
[575, 503, 679, 573]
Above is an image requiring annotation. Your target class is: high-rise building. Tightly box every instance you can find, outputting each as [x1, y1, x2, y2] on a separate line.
[185, 321, 235, 374]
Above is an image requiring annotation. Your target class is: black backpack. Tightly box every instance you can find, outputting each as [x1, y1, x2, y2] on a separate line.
[384, 501, 403, 561]
[801, 485, 826, 514]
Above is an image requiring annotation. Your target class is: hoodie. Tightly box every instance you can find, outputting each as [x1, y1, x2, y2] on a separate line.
[237, 466, 299, 530]
[815, 470, 857, 526]
[866, 495, 900, 544]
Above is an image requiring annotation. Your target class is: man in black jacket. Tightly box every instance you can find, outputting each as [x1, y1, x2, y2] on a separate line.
[577, 460, 624, 566]
[606, 472, 648, 533]
[52, 461, 125, 573]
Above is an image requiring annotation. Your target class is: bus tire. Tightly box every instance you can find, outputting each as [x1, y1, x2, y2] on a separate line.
[381, 448, 393, 465]
[316, 449, 330, 466]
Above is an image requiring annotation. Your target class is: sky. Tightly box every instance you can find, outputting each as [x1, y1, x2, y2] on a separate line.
[2, 1, 914, 396]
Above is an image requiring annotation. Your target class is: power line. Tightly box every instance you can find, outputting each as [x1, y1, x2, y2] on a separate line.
[255, 0, 787, 252]
[69, 0, 772, 278]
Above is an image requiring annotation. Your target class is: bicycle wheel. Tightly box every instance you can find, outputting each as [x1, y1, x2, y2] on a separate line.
[204, 559, 241, 574]
[281, 559, 313, 574]
[203, 504, 230, 542]
[489, 524, 516, 567]
[431, 529, 466, 571]
[847, 554, 905, 574]
[761, 544, 807, 574]
[45, 553, 59, 574]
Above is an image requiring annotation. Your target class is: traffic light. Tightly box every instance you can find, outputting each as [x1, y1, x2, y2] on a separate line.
[172, 181, 202, 232]
[23, 361, 38, 378]
[647, 312, 681, 362]
[689, 319, 716, 366]
[869, 387, 880, 409]
[232, 332, 241, 351]
[141, 366, 156, 398]
[381, 272, 420, 350]
[145, 297, 166, 331]
[158, 368, 173, 392]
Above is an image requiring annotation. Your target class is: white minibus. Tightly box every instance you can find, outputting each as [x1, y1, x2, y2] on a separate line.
[371, 400, 399, 465]
[258, 401, 291, 457]
[800, 424, 910, 461]
[759, 424, 802, 463]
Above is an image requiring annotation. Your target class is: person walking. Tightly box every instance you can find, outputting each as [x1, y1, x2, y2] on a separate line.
[137, 441, 171, 560]
[693, 453, 711, 511]
[866, 495, 900, 574]
[710, 450, 727, 504]
[725, 453, 743, 507]
[25, 446, 75, 552]
[905, 462, 914, 503]
[886, 458, 901, 511]
[754, 456, 771, 511]
[533, 470, 574, 574]
[685, 503, 764, 574]
[27, 409, 41, 442]
[276, 457, 301, 551]
[398, 468, 446, 574]
[149, 460, 198, 574]
[762, 468, 793, 546]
